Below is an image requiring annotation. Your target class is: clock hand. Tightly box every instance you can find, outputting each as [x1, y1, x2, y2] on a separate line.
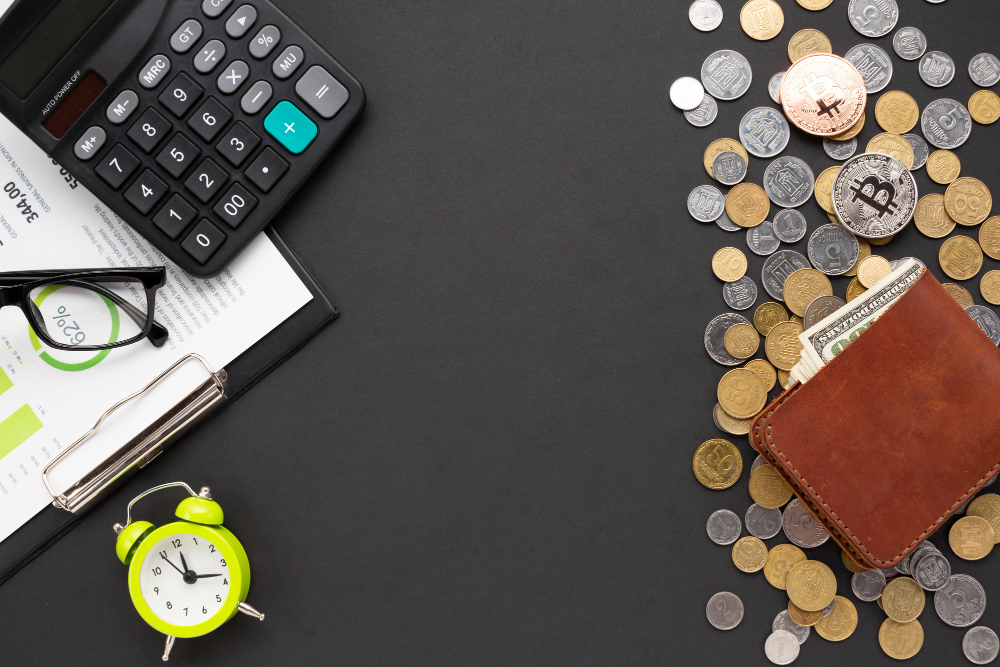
[160, 553, 185, 576]
[192, 573, 222, 579]
[179, 551, 188, 572]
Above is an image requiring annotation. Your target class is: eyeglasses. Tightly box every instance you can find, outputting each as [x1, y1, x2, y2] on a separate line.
[0, 268, 168, 351]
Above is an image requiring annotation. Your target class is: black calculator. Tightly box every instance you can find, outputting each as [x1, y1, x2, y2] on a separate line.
[0, 0, 364, 276]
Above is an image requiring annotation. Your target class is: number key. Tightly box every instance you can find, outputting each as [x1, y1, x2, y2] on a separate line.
[159, 72, 204, 118]
[187, 97, 232, 142]
[181, 219, 226, 265]
[152, 194, 197, 239]
[216, 122, 259, 167]
[95, 144, 140, 189]
[124, 169, 168, 214]
[184, 157, 228, 203]
[213, 182, 258, 228]
[127, 108, 171, 153]
[156, 133, 201, 178]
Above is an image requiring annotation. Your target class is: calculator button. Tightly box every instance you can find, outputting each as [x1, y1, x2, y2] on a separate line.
[138, 54, 171, 89]
[271, 45, 304, 80]
[202, 0, 233, 18]
[187, 97, 232, 142]
[216, 122, 260, 167]
[73, 126, 106, 161]
[217, 60, 249, 95]
[182, 219, 226, 264]
[249, 25, 281, 59]
[152, 194, 197, 239]
[296, 66, 349, 119]
[264, 100, 317, 154]
[184, 157, 229, 203]
[106, 90, 139, 125]
[156, 133, 201, 178]
[170, 19, 203, 54]
[158, 72, 204, 118]
[225, 4, 257, 38]
[124, 169, 169, 214]
[240, 80, 272, 115]
[127, 108, 172, 153]
[213, 182, 258, 228]
[245, 147, 289, 193]
[95, 144, 139, 189]
[194, 39, 226, 74]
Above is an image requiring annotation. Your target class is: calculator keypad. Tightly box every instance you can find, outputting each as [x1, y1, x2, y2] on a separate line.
[96, 144, 140, 189]
[217, 60, 249, 94]
[245, 147, 288, 193]
[216, 121, 260, 166]
[159, 73, 204, 118]
[106, 90, 140, 125]
[125, 169, 169, 214]
[156, 133, 201, 178]
[295, 65, 348, 119]
[271, 45, 303, 80]
[213, 182, 258, 228]
[194, 40, 226, 74]
[249, 25, 280, 59]
[153, 194, 198, 239]
[181, 219, 226, 263]
[188, 97, 232, 142]
[139, 55, 172, 89]
[202, 0, 234, 19]
[184, 157, 229, 203]
[225, 5, 257, 39]
[170, 19, 203, 54]
[127, 108, 172, 153]
[240, 81, 272, 115]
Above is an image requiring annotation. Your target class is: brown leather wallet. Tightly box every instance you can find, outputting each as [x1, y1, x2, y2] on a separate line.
[750, 268, 1000, 569]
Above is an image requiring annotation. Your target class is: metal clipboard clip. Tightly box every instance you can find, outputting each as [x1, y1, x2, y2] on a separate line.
[41, 353, 227, 514]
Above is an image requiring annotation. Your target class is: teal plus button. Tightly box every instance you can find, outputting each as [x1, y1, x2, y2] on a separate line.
[264, 100, 317, 154]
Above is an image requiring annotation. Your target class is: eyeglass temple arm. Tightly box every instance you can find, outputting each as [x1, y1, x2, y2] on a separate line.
[58, 280, 168, 347]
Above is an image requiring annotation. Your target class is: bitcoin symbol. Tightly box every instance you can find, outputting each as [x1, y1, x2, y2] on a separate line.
[798, 73, 846, 119]
[849, 175, 898, 217]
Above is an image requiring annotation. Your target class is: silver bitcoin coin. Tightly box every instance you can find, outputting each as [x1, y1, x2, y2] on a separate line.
[903, 133, 929, 170]
[848, 0, 898, 38]
[970, 53, 1000, 88]
[772, 209, 807, 243]
[713, 151, 747, 186]
[768, 72, 785, 104]
[782, 498, 830, 548]
[716, 211, 741, 231]
[967, 306, 1000, 346]
[765, 630, 800, 665]
[964, 626, 1000, 665]
[688, 184, 726, 222]
[921, 98, 972, 149]
[707, 592, 744, 630]
[808, 224, 860, 276]
[803, 295, 847, 329]
[772, 610, 810, 645]
[723, 276, 758, 310]
[824, 137, 858, 161]
[893, 27, 926, 61]
[851, 568, 887, 602]
[706, 509, 742, 545]
[845, 43, 893, 93]
[751, 454, 766, 473]
[761, 250, 810, 301]
[935, 575, 987, 627]
[705, 313, 753, 365]
[832, 153, 917, 240]
[670, 77, 706, 111]
[911, 551, 951, 591]
[745, 503, 782, 539]
[701, 50, 752, 101]
[920, 51, 956, 88]
[763, 156, 814, 208]
[689, 0, 724, 31]
[740, 107, 790, 159]
[747, 222, 781, 256]
[684, 93, 719, 127]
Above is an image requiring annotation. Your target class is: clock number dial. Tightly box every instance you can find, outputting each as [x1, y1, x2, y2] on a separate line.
[138, 532, 232, 626]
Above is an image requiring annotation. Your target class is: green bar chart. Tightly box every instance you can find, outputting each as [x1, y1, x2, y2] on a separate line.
[0, 368, 43, 460]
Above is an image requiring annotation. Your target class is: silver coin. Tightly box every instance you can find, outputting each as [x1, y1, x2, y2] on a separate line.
[935, 574, 987, 627]
[684, 93, 719, 127]
[920, 51, 956, 88]
[899, 542, 936, 576]
[670, 77, 707, 111]
[765, 630, 800, 665]
[822, 598, 836, 618]
[782, 498, 830, 548]
[740, 107, 790, 159]
[751, 454, 767, 473]
[911, 551, 951, 591]
[824, 137, 858, 161]
[747, 222, 781, 256]
[716, 210, 741, 231]
[845, 43, 893, 94]
[746, 503, 782, 539]
[769, 72, 785, 104]
[688, 185, 726, 222]
[772, 610, 810, 645]
[761, 250, 810, 301]
[848, 0, 898, 38]
[967, 306, 1000, 346]
[712, 403, 725, 431]
[851, 568, 887, 602]
[706, 509, 742, 545]
[705, 313, 753, 365]
[987, 473, 999, 488]
[964, 626, 1000, 665]
[689, 0, 724, 31]
[723, 276, 758, 310]
[807, 224, 860, 277]
[970, 53, 1000, 88]
[903, 133, 929, 170]
[957, 495, 974, 514]
[707, 592, 744, 630]
[713, 151, 748, 186]
[832, 153, 917, 240]
[763, 157, 814, 208]
[772, 209, 807, 243]
[893, 27, 927, 61]
[803, 295, 847, 329]
[701, 50, 753, 101]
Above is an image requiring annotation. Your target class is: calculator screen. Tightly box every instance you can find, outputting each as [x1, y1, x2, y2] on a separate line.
[0, 0, 116, 99]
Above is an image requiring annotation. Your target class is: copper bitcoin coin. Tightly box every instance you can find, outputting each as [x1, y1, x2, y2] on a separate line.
[781, 54, 867, 137]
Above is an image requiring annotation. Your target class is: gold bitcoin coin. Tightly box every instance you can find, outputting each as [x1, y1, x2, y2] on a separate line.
[980, 217, 1000, 260]
[841, 549, 869, 574]
[867, 133, 915, 170]
[704, 138, 749, 178]
[875, 91, 920, 134]
[856, 255, 892, 288]
[732, 536, 768, 572]
[846, 276, 866, 302]
[879, 618, 924, 660]
[981, 271, 1000, 306]
[777, 368, 791, 389]
[829, 112, 865, 141]
[754, 301, 790, 335]
[748, 464, 793, 509]
[787, 28, 831, 62]
[764, 543, 806, 589]
[726, 182, 770, 228]
[786, 560, 837, 612]
[715, 403, 755, 436]
[788, 600, 823, 627]
[744, 359, 777, 392]
[882, 577, 925, 623]
[796, 0, 834, 8]
[943, 283, 975, 308]
[814, 167, 839, 213]
[718, 368, 767, 419]
[927, 149, 962, 184]
[783, 268, 834, 317]
[945, 177, 993, 226]
[692, 438, 743, 490]
[765, 321, 804, 371]
[939, 236, 984, 281]
[914, 193, 957, 239]
[712, 247, 748, 282]
[949, 515, 996, 560]
[844, 238, 870, 277]
[967, 493, 1000, 543]
[740, 0, 784, 41]
[815, 596, 858, 641]
[724, 323, 759, 359]
[970, 89, 1000, 125]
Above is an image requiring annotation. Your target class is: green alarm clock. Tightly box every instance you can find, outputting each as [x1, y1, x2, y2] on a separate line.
[113, 482, 264, 661]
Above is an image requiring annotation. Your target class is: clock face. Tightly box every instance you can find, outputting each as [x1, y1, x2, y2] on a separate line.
[138, 532, 232, 626]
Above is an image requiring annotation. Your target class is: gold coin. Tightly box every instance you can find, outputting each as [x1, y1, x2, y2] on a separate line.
[786, 560, 837, 612]
[814, 167, 840, 213]
[777, 369, 791, 389]
[945, 177, 993, 226]
[704, 139, 749, 178]
[815, 595, 858, 641]
[970, 89, 1000, 125]
[788, 29, 831, 62]
[844, 238, 870, 277]
[715, 403, 755, 436]
[764, 543, 806, 589]
[949, 515, 996, 560]
[939, 236, 984, 281]
[726, 183, 770, 228]
[712, 247, 748, 282]
[788, 600, 823, 627]
[783, 268, 834, 317]
[866, 133, 915, 170]
[748, 464, 793, 509]
[913, 193, 957, 239]
[692, 438, 743, 490]
[846, 276, 866, 302]
[943, 283, 975, 308]
[857, 255, 892, 289]
[724, 323, 760, 359]
[878, 595, 884, 611]
[765, 321, 804, 371]
[841, 549, 869, 574]
[981, 271, 1000, 305]
[718, 368, 767, 419]
[868, 234, 894, 247]
[980, 217, 1000, 260]
[967, 493, 1000, 543]
[927, 150, 962, 185]
[744, 359, 777, 392]
[795, 0, 834, 9]
[789, 314, 803, 327]
[732, 536, 768, 572]
[879, 618, 924, 660]
[740, 0, 784, 41]
[875, 91, 920, 134]
[829, 112, 865, 142]
[882, 577, 925, 623]
[754, 301, 790, 335]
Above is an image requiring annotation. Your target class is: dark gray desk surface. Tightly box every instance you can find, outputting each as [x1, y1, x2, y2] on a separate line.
[4, 0, 1000, 664]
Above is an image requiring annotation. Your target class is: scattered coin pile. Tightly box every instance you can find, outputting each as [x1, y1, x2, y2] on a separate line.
[681, 0, 1000, 662]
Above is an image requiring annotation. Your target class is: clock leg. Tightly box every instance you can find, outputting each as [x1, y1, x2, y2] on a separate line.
[237, 601, 265, 621]
[162, 635, 176, 661]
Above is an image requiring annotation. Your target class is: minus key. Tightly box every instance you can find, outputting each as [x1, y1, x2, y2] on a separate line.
[241, 80, 272, 115]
